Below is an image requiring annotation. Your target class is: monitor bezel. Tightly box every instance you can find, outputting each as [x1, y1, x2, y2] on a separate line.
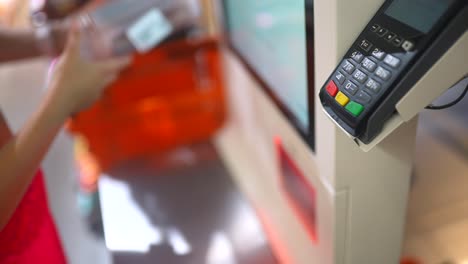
[221, 0, 316, 151]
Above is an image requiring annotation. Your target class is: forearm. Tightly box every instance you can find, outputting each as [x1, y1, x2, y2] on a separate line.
[0, 27, 43, 62]
[0, 92, 69, 229]
[0, 21, 130, 229]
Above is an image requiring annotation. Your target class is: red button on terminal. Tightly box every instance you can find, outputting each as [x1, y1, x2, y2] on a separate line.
[326, 80, 339, 97]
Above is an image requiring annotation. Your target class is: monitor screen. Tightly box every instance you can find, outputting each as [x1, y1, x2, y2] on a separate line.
[385, 0, 456, 33]
[224, 0, 314, 148]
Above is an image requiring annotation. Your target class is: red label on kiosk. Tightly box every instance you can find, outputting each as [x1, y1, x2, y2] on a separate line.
[275, 137, 318, 244]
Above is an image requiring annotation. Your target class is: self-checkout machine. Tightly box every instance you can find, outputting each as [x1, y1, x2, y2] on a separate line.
[215, 0, 467, 263]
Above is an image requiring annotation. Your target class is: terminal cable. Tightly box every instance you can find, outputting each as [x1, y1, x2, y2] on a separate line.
[425, 82, 468, 110]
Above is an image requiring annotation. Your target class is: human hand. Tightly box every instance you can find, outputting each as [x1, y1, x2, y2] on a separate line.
[48, 23, 131, 117]
[31, 0, 93, 56]
[31, 0, 92, 20]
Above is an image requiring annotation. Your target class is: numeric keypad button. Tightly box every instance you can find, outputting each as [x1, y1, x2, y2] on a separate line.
[342, 60, 355, 74]
[343, 81, 358, 95]
[371, 48, 386, 60]
[376, 67, 391, 81]
[365, 79, 381, 94]
[383, 54, 401, 68]
[359, 39, 372, 52]
[361, 58, 377, 72]
[356, 91, 372, 104]
[351, 51, 364, 63]
[334, 71, 346, 84]
[352, 70, 368, 84]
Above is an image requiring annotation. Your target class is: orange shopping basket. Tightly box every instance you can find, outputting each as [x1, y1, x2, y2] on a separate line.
[67, 37, 226, 171]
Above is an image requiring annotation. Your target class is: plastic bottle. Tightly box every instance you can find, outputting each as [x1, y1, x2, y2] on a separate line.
[31, 0, 200, 60]
[81, 0, 201, 59]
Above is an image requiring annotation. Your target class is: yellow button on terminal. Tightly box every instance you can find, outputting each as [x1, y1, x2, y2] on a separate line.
[335, 92, 350, 106]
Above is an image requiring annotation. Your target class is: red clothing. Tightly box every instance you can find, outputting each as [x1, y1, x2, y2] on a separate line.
[0, 170, 66, 263]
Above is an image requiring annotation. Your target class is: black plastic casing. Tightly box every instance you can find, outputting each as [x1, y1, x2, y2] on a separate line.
[319, 0, 467, 144]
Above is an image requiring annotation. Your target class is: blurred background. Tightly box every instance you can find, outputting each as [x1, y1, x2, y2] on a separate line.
[0, 0, 467, 263]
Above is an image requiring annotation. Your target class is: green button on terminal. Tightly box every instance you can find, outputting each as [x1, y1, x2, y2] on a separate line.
[346, 101, 365, 117]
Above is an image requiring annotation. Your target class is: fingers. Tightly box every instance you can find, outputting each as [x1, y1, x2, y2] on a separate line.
[50, 20, 70, 55]
[98, 56, 133, 73]
[91, 74, 118, 99]
[102, 74, 118, 87]
[64, 19, 82, 53]
[42, 0, 92, 20]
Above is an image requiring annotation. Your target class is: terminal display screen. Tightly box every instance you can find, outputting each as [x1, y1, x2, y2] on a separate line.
[385, 0, 456, 33]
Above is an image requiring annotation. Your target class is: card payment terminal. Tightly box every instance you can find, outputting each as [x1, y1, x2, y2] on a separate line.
[319, 0, 467, 144]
